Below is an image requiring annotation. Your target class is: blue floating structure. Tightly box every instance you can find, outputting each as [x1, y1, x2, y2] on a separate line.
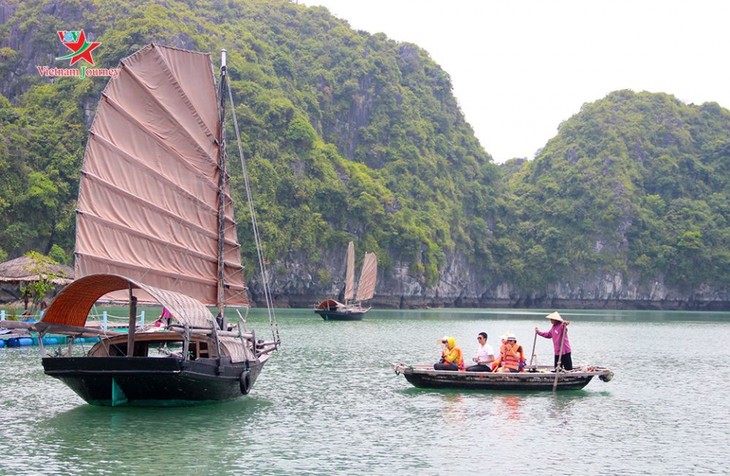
[5, 337, 35, 347]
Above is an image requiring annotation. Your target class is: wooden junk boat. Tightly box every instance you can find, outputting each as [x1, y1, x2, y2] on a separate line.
[392, 363, 614, 391]
[315, 241, 377, 321]
[34, 44, 280, 406]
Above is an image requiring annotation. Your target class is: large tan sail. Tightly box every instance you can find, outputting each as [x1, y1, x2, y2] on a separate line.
[343, 241, 355, 302]
[74, 44, 247, 305]
[355, 252, 377, 302]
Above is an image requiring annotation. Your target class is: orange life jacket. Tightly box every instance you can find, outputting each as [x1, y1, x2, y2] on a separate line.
[516, 344, 526, 371]
[501, 343, 521, 371]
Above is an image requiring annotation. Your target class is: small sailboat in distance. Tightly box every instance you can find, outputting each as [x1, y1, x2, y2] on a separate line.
[315, 241, 377, 321]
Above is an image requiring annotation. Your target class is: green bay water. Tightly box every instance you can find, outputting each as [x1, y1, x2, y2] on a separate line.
[1, 308, 728, 475]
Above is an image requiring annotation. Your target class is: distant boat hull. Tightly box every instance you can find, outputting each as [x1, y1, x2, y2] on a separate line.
[392, 363, 613, 391]
[314, 309, 367, 321]
[314, 299, 369, 321]
[42, 356, 267, 406]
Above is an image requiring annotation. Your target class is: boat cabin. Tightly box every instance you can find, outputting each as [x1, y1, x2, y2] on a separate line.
[88, 332, 216, 360]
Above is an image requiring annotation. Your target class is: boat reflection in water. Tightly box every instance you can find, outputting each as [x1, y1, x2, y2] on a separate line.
[498, 395, 523, 421]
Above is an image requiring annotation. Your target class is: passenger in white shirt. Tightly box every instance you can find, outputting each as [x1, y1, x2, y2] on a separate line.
[465, 332, 495, 372]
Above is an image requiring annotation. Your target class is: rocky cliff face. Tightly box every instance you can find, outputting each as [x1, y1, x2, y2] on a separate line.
[249, 249, 730, 311]
[1, 1, 82, 99]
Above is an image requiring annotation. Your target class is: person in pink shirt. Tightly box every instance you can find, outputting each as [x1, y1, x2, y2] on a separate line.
[154, 307, 173, 328]
[535, 311, 572, 370]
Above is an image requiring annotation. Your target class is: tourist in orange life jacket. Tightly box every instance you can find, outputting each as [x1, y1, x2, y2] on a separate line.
[504, 333, 527, 371]
[434, 336, 464, 371]
[515, 337, 526, 371]
[492, 333, 523, 373]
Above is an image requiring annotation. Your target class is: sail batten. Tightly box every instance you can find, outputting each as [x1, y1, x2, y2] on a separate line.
[77, 212, 244, 270]
[74, 255, 247, 292]
[75, 44, 247, 305]
[79, 174, 240, 248]
[75, 221, 244, 286]
[149, 45, 217, 140]
[83, 133, 239, 240]
[96, 94, 218, 184]
[119, 46, 218, 158]
[155, 45, 219, 142]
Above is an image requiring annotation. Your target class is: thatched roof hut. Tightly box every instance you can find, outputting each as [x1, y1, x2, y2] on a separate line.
[0, 256, 74, 285]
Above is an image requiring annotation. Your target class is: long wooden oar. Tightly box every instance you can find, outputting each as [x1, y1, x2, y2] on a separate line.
[528, 330, 538, 370]
[552, 324, 568, 392]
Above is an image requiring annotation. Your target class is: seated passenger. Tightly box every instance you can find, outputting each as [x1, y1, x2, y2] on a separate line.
[492, 333, 522, 373]
[434, 336, 464, 371]
[466, 332, 495, 372]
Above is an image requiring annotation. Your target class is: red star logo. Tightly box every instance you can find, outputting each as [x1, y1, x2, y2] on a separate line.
[56, 30, 101, 66]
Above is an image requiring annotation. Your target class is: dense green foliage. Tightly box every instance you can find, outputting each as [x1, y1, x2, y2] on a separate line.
[0, 0, 500, 289]
[506, 90, 730, 290]
[0, 0, 728, 298]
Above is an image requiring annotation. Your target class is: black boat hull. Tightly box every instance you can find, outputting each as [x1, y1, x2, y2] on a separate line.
[393, 364, 613, 391]
[42, 356, 266, 406]
[314, 309, 365, 321]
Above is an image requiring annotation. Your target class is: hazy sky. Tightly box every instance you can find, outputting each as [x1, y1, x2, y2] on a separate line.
[299, 0, 730, 163]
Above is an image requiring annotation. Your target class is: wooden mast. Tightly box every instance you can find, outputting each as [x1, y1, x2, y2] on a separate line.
[126, 285, 137, 356]
[215, 49, 228, 328]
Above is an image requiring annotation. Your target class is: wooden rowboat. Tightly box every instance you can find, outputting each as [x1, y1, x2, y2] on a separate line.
[392, 363, 613, 391]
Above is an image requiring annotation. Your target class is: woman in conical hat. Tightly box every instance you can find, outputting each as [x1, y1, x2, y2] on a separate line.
[535, 311, 573, 370]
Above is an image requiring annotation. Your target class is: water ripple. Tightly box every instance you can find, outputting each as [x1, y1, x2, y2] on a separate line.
[1, 310, 729, 475]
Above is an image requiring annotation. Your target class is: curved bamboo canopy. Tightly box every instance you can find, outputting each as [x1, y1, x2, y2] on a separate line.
[40, 274, 215, 328]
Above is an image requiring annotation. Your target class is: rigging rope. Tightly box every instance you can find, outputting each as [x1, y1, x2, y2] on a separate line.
[226, 80, 280, 346]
